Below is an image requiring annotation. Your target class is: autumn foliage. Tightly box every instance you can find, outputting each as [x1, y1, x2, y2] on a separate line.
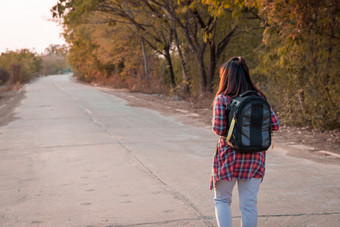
[51, 0, 339, 129]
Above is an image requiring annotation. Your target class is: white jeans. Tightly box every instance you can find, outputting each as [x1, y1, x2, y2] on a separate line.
[214, 178, 262, 227]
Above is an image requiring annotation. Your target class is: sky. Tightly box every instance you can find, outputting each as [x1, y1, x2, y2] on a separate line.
[0, 0, 65, 54]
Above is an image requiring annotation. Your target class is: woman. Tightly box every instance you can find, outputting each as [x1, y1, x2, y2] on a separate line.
[211, 57, 279, 227]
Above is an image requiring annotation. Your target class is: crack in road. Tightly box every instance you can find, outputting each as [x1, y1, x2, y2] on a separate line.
[56, 84, 215, 226]
[52, 79, 340, 227]
[87, 116, 214, 226]
[130, 155, 215, 227]
[104, 211, 340, 227]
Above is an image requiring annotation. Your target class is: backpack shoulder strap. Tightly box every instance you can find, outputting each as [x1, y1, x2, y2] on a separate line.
[239, 90, 260, 97]
[226, 116, 236, 142]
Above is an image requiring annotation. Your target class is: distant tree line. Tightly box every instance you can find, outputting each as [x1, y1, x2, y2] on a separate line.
[51, 0, 339, 129]
[0, 44, 70, 85]
[40, 44, 70, 75]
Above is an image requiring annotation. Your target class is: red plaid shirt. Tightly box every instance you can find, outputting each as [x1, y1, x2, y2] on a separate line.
[210, 94, 280, 189]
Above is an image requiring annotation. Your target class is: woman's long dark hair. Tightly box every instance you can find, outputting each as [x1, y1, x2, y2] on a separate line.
[215, 56, 265, 99]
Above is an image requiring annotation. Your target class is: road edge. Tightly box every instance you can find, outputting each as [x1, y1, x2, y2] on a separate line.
[0, 86, 26, 127]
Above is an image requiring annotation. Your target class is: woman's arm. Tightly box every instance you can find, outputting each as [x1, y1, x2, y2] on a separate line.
[212, 95, 228, 136]
[271, 109, 280, 131]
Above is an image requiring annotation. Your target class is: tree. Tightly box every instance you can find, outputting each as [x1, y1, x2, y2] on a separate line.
[160, 0, 263, 94]
[255, 0, 340, 129]
[52, 0, 177, 90]
[95, 0, 178, 88]
[203, 0, 340, 129]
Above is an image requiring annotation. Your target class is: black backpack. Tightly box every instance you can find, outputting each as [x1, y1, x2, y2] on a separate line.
[225, 90, 272, 153]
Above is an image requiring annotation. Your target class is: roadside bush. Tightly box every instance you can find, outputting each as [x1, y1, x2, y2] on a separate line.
[0, 49, 42, 84]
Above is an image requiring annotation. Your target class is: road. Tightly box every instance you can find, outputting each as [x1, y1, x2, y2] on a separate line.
[0, 75, 339, 227]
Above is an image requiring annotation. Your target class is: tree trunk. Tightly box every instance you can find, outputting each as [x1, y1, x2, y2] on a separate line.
[196, 44, 207, 94]
[207, 41, 216, 94]
[132, 22, 150, 80]
[140, 37, 150, 80]
[164, 47, 177, 89]
[173, 27, 190, 94]
[11, 64, 21, 83]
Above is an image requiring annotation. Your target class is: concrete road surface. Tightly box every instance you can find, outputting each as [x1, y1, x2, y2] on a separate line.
[0, 75, 339, 227]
